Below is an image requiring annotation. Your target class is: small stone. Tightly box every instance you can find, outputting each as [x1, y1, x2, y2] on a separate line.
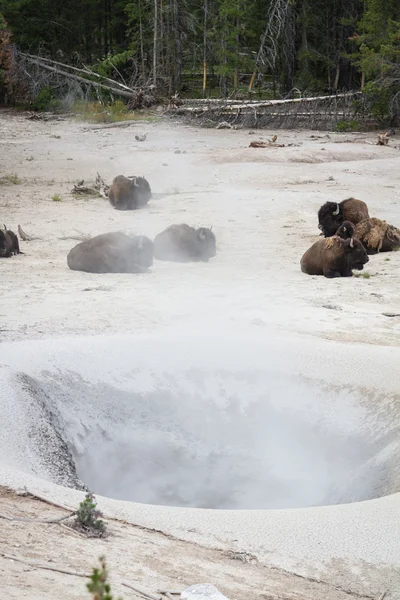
[181, 584, 229, 600]
[327, 176, 334, 180]
[174, 149, 182, 154]
[382, 312, 400, 318]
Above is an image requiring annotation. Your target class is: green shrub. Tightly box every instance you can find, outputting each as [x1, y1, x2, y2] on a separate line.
[75, 492, 107, 537]
[87, 556, 122, 600]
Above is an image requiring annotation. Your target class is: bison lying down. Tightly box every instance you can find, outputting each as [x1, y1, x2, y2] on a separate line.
[153, 224, 216, 262]
[318, 197, 369, 237]
[0, 227, 21, 257]
[67, 232, 153, 274]
[355, 217, 400, 253]
[108, 175, 152, 210]
[301, 225, 369, 278]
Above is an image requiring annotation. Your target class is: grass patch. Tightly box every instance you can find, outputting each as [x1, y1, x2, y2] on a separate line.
[385, 257, 390, 261]
[334, 119, 361, 132]
[353, 271, 372, 278]
[72, 100, 160, 124]
[52, 193, 63, 202]
[0, 173, 22, 185]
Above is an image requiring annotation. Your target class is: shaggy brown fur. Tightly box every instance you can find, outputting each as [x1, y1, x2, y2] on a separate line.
[153, 224, 217, 262]
[0, 227, 21, 257]
[301, 234, 369, 278]
[354, 217, 400, 253]
[318, 197, 369, 237]
[67, 232, 153, 274]
[108, 175, 152, 210]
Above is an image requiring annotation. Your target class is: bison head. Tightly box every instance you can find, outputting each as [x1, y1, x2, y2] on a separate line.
[345, 236, 369, 271]
[335, 220, 355, 240]
[0, 230, 7, 257]
[318, 201, 343, 237]
[196, 227, 216, 261]
[129, 176, 152, 207]
[131, 234, 154, 270]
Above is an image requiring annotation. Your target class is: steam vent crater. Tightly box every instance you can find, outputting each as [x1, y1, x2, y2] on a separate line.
[0, 332, 399, 510]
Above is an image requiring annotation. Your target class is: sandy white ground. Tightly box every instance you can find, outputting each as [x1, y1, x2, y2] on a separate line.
[0, 110, 399, 345]
[0, 110, 400, 600]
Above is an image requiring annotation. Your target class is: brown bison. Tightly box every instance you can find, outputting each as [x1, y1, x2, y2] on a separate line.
[0, 226, 21, 257]
[153, 224, 216, 262]
[301, 229, 369, 278]
[108, 175, 152, 210]
[334, 220, 355, 240]
[67, 232, 153, 274]
[318, 198, 369, 237]
[354, 217, 400, 253]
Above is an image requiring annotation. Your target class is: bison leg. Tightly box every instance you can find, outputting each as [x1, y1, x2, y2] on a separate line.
[324, 269, 341, 278]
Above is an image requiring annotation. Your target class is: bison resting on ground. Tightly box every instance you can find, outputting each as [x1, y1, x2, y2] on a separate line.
[301, 230, 369, 278]
[153, 224, 216, 262]
[354, 217, 400, 253]
[108, 175, 152, 210]
[0, 226, 21, 257]
[67, 232, 153, 274]
[334, 220, 355, 240]
[318, 197, 369, 237]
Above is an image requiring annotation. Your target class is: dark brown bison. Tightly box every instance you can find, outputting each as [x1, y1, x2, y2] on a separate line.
[108, 175, 152, 210]
[301, 231, 369, 278]
[0, 226, 21, 257]
[334, 220, 355, 240]
[354, 217, 400, 253]
[318, 198, 369, 237]
[153, 224, 216, 262]
[67, 232, 153, 274]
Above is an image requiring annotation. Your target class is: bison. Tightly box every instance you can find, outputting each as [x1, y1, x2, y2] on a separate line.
[301, 229, 369, 278]
[354, 217, 400, 253]
[153, 224, 216, 262]
[318, 197, 369, 237]
[0, 226, 21, 257]
[67, 232, 153, 274]
[334, 220, 355, 240]
[108, 175, 152, 210]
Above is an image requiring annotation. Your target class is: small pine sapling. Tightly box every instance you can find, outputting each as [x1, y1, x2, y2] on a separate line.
[74, 492, 107, 537]
[87, 556, 122, 600]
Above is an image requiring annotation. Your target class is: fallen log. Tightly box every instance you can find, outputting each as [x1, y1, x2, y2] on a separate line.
[21, 56, 134, 100]
[20, 53, 133, 93]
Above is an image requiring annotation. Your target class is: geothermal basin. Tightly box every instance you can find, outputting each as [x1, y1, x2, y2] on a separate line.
[1, 329, 400, 592]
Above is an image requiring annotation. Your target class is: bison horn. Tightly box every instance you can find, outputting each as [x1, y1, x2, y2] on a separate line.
[332, 203, 340, 216]
[350, 237, 354, 248]
[199, 230, 206, 241]
[132, 177, 140, 188]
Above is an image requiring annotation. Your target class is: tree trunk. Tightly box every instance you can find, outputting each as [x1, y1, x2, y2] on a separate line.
[203, 0, 208, 97]
[153, 0, 158, 87]
[138, 0, 146, 81]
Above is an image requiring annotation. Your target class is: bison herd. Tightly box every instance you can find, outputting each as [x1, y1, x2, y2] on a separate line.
[1, 173, 400, 281]
[301, 197, 400, 278]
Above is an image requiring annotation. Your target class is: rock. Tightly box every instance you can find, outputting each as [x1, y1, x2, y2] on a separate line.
[174, 149, 182, 154]
[181, 584, 229, 600]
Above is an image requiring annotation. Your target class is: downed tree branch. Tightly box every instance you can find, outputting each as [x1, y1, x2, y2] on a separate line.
[20, 53, 133, 93]
[17, 225, 41, 241]
[122, 580, 163, 600]
[0, 553, 90, 578]
[17, 489, 76, 512]
[377, 132, 389, 146]
[0, 511, 74, 523]
[21, 55, 134, 100]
